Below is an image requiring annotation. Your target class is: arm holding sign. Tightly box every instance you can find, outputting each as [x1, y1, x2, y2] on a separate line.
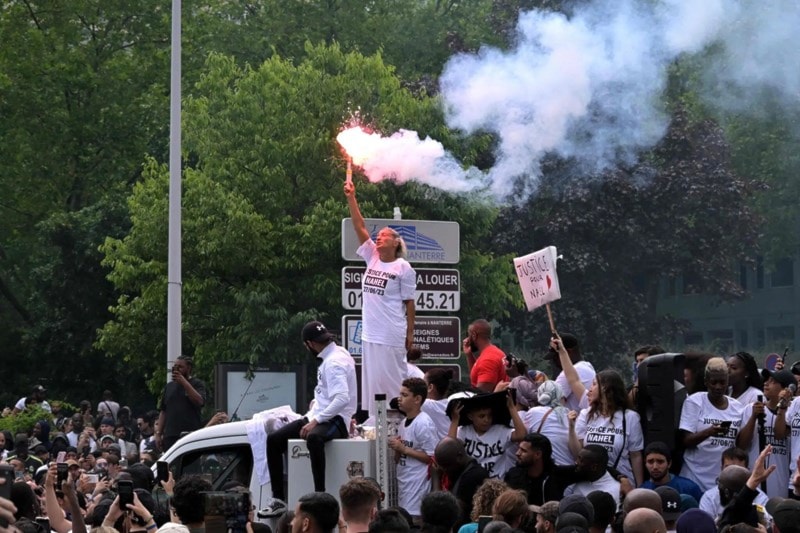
[344, 181, 369, 245]
[551, 336, 586, 402]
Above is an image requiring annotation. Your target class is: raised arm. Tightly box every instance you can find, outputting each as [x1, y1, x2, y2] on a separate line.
[344, 181, 369, 244]
[736, 402, 762, 449]
[567, 410, 583, 458]
[44, 464, 72, 533]
[448, 402, 463, 439]
[508, 392, 527, 442]
[551, 336, 586, 401]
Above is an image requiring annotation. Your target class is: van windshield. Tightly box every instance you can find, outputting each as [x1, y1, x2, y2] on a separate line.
[176, 445, 253, 489]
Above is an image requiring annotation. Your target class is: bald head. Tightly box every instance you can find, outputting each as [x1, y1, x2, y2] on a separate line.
[435, 437, 465, 460]
[718, 465, 750, 506]
[718, 465, 749, 491]
[623, 508, 667, 533]
[623, 489, 662, 514]
[435, 437, 468, 475]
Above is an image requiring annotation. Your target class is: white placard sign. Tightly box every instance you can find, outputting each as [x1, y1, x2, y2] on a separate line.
[225, 371, 298, 419]
[513, 246, 561, 311]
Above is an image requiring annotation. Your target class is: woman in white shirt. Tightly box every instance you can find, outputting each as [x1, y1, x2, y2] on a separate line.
[679, 357, 745, 492]
[726, 351, 763, 406]
[569, 369, 644, 486]
[345, 181, 416, 419]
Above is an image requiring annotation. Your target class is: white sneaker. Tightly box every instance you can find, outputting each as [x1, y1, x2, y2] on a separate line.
[258, 498, 287, 518]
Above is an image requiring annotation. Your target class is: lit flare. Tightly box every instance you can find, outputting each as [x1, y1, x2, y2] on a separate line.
[336, 126, 383, 166]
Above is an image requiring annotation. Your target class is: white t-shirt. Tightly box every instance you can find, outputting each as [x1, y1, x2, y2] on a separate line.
[521, 406, 575, 466]
[556, 361, 596, 411]
[784, 397, 800, 486]
[407, 363, 425, 379]
[564, 471, 621, 507]
[67, 431, 97, 452]
[698, 486, 770, 521]
[575, 409, 643, 481]
[679, 392, 745, 492]
[731, 386, 762, 406]
[457, 424, 515, 479]
[14, 398, 52, 413]
[397, 412, 438, 515]
[97, 400, 120, 420]
[740, 403, 789, 497]
[421, 399, 450, 443]
[357, 240, 416, 347]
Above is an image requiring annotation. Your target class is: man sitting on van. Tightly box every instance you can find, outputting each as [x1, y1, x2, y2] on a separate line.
[263, 320, 358, 516]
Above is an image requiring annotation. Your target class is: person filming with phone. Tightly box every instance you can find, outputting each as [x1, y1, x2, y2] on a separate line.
[679, 357, 745, 492]
[156, 355, 208, 452]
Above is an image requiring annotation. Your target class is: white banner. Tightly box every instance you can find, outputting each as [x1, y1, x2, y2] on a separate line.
[513, 246, 561, 311]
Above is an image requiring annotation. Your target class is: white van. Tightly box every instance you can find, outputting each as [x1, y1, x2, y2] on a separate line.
[156, 421, 376, 516]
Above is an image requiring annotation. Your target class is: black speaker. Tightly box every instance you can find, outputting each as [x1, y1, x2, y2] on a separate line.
[636, 353, 687, 469]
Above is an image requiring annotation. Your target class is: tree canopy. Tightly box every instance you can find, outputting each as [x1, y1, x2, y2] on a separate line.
[0, 0, 793, 408]
[97, 45, 518, 393]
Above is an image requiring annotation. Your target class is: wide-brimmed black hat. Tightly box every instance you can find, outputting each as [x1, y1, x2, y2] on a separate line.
[445, 389, 517, 427]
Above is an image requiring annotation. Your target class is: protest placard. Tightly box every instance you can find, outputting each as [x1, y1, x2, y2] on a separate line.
[513, 246, 561, 312]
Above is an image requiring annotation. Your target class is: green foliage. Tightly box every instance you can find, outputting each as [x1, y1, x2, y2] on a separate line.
[98, 44, 516, 394]
[0, 0, 168, 406]
[667, 47, 800, 268]
[724, 109, 800, 265]
[181, 0, 519, 83]
[0, 406, 55, 436]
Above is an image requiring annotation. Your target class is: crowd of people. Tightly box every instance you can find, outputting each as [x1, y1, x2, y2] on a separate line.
[4, 320, 800, 533]
[3, 189, 800, 533]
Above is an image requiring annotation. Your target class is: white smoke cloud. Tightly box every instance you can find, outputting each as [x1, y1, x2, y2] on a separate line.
[348, 0, 800, 198]
[702, 1, 800, 112]
[438, 0, 800, 198]
[354, 129, 484, 192]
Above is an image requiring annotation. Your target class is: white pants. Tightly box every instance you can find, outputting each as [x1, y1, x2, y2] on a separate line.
[361, 341, 407, 416]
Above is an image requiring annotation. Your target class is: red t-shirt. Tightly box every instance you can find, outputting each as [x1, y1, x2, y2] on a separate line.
[470, 344, 508, 387]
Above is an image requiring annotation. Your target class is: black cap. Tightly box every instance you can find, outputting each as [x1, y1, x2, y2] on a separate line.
[766, 499, 800, 533]
[655, 486, 682, 521]
[762, 368, 795, 388]
[301, 321, 334, 343]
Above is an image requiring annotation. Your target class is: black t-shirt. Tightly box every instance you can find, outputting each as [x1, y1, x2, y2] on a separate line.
[451, 460, 489, 527]
[503, 464, 584, 505]
[160, 377, 207, 437]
